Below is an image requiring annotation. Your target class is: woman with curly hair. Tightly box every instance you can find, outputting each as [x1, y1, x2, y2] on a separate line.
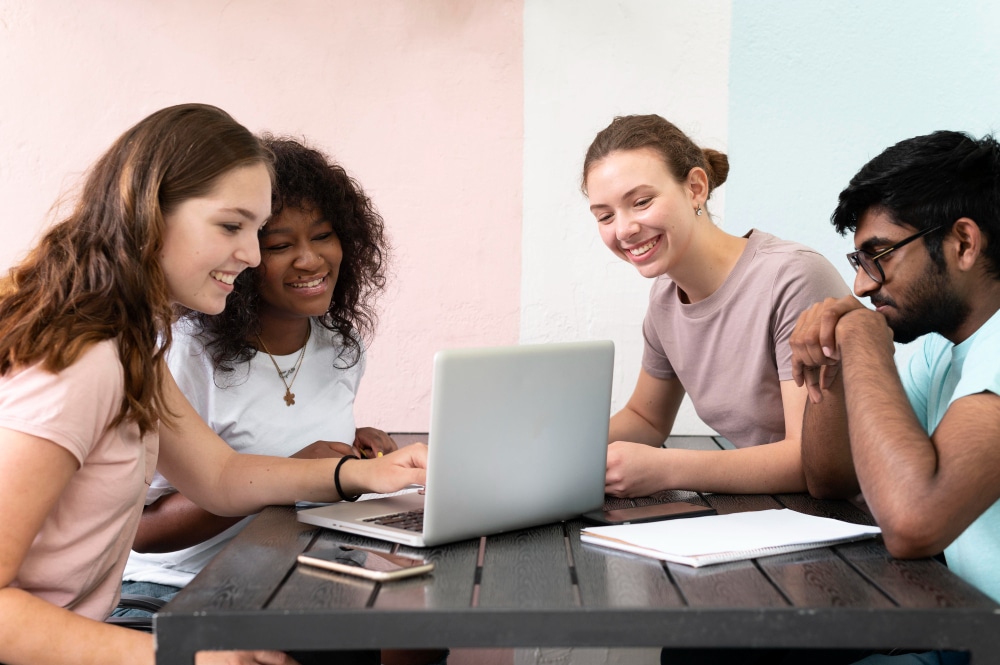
[121, 136, 399, 601]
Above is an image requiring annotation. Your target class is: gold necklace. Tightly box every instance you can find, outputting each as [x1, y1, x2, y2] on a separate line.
[256, 325, 311, 406]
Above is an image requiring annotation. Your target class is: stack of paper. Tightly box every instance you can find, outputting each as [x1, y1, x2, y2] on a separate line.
[580, 508, 881, 567]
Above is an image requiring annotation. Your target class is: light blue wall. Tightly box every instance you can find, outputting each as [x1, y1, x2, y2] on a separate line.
[727, 0, 1000, 291]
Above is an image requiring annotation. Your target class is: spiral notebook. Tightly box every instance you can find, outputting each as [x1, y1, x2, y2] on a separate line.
[580, 508, 881, 567]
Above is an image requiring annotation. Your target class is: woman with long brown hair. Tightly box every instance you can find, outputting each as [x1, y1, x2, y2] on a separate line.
[0, 104, 425, 665]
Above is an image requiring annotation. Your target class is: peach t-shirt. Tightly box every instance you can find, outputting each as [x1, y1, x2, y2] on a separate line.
[0, 340, 158, 621]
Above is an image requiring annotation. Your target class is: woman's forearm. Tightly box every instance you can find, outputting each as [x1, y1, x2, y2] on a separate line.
[186, 445, 428, 517]
[609, 407, 670, 446]
[0, 587, 152, 665]
[664, 438, 807, 494]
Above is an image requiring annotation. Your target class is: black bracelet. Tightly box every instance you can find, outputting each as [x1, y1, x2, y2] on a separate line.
[334, 455, 361, 502]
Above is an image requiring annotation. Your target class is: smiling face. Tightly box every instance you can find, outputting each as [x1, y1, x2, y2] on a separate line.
[160, 162, 272, 315]
[852, 209, 969, 343]
[257, 205, 343, 324]
[586, 148, 702, 279]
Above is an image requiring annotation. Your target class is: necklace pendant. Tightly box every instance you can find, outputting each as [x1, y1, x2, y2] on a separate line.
[257, 328, 309, 409]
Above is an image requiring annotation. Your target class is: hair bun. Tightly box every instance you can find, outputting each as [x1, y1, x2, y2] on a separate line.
[702, 148, 730, 189]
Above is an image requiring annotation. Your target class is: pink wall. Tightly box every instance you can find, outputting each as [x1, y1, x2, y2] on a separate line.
[0, 0, 523, 431]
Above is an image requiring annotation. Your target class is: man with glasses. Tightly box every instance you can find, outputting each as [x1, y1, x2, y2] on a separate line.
[789, 130, 1000, 632]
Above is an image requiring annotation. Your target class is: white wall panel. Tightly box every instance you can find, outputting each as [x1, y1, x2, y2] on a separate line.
[522, 0, 732, 433]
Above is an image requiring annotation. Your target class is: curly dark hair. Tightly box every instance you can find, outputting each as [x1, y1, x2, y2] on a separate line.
[186, 135, 389, 375]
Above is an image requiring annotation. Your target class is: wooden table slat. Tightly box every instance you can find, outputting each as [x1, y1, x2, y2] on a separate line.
[601, 496, 637, 510]
[835, 539, 998, 609]
[632, 489, 705, 507]
[567, 519, 685, 608]
[701, 493, 782, 514]
[270, 565, 376, 610]
[374, 537, 481, 610]
[268, 530, 394, 610]
[666, 559, 789, 608]
[477, 523, 577, 609]
[165, 506, 313, 613]
[758, 548, 896, 608]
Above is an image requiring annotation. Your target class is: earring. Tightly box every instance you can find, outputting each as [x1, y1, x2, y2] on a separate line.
[696, 205, 703, 217]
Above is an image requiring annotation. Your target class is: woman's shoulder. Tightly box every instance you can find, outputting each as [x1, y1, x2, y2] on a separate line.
[730, 230, 850, 311]
[749, 229, 825, 257]
[1, 339, 121, 387]
[313, 319, 364, 350]
[311, 320, 367, 374]
[747, 230, 842, 277]
[80, 337, 122, 364]
[41, 340, 125, 395]
[0, 338, 124, 422]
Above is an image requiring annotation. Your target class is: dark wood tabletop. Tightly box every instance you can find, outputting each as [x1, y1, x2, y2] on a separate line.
[154, 435, 1000, 664]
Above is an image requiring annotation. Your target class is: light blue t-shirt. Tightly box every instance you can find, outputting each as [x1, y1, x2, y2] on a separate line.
[899, 308, 1000, 602]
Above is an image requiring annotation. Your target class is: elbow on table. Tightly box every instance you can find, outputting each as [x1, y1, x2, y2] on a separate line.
[803, 470, 859, 501]
[801, 449, 861, 499]
[881, 534, 942, 560]
[878, 513, 945, 560]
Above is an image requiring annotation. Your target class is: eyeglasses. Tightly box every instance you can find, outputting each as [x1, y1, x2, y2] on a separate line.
[846, 225, 943, 284]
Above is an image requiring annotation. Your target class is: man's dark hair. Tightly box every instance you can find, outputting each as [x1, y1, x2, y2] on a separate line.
[832, 130, 1000, 277]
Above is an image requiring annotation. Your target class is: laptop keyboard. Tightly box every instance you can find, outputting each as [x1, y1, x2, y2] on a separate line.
[363, 508, 424, 532]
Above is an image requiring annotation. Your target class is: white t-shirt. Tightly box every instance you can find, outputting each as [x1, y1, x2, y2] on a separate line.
[123, 318, 363, 587]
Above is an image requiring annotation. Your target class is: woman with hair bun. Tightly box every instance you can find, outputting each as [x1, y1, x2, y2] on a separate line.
[583, 114, 849, 497]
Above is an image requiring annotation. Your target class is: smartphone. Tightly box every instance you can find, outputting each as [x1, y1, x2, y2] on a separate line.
[582, 501, 716, 526]
[297, 545, 435, 582]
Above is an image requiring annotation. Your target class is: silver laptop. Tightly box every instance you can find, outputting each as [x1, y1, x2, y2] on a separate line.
[297, 340, 614, 547]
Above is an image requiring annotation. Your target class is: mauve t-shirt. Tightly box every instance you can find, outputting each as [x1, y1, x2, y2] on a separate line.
[641, 229, 850, 448]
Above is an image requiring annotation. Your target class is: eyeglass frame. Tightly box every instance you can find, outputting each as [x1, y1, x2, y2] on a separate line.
[846, 225, 944, 284]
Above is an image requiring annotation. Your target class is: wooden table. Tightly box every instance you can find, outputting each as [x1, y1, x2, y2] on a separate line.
[154, 436, 1000, 664]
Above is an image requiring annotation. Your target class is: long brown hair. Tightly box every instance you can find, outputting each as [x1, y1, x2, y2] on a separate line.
[582, 114, 730, 198]
[0, 104, 272, 435]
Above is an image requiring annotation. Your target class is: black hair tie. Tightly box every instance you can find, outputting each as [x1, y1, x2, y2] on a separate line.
[334, 455, 361, 502]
